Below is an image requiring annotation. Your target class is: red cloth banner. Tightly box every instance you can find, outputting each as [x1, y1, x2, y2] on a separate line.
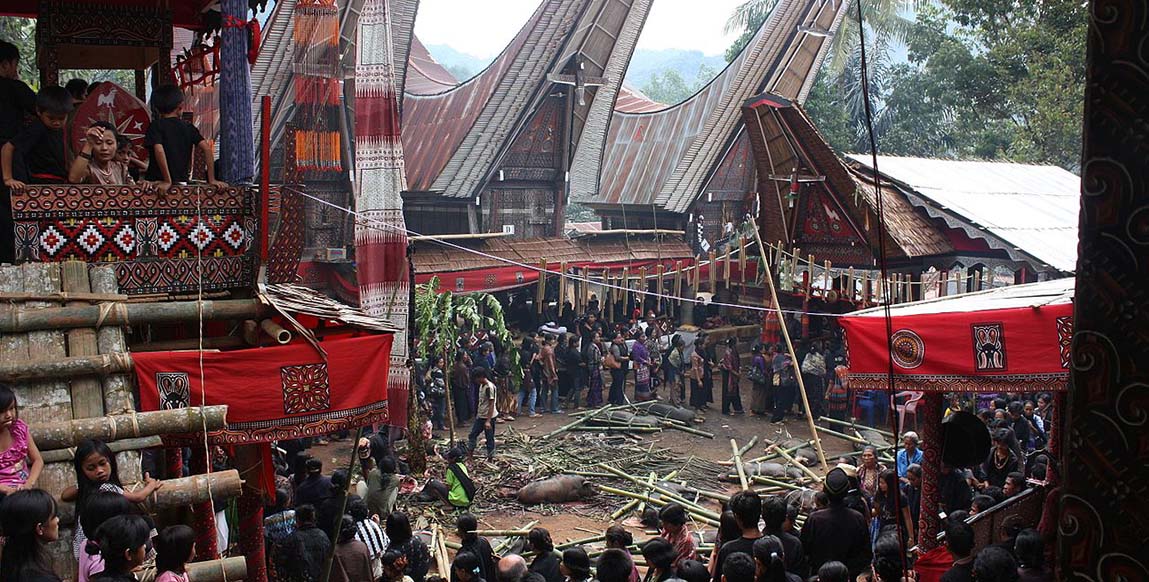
[135, 334, 394, 444]
[839, 304, 1072, 393]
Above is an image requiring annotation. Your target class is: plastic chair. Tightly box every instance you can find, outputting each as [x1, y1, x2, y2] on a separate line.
[896, 390, 924, 433]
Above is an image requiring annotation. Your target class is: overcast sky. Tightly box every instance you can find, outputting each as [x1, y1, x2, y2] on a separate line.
[414, 0, 746, 59]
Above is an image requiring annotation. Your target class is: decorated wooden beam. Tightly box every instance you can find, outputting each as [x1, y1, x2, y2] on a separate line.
[33, 406, 228, 449]
[0, 299, 266, 333]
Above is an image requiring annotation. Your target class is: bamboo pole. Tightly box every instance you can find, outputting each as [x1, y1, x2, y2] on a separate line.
[557, 534, 606, 550]
[731, 439, 749, 490]
[636, 471, 656, 517]
[821, 416, 896, 438]
[815, 424, 871, 445]
[749, 476, 803, 491]
[707, 251, 717, 291]
[62, 261, 105, 420]
[432, 524, 450, 576]
[536, 258, 547, 315]
[148, 469, 244, 508]
[259, 319, 292, 344]
[187, 557, 248, 582]
[543, 404, 611, 439]
[739, 237, 747, 283]
[0, 352, 132, 382]
[493, 520, 538, 555]
[726, 436, 759, 463]
[472, 529, 532, 537]
[774, 446, 823, 483]
[40, 436, 163, 464]
[595, 485, 720, 526]
[748, 225, 829, 471]
[595, 463, 720, 520]
[32, 406, 228, 449]
[0, 299, 265, 333]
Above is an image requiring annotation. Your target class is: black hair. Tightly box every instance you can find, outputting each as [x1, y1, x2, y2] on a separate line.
[720, 552, 755, 582]
[89, 120, 120, 140]
[36, 85, 73, 115]
[273, 488, 290, 512]
[1007, 401, 1023, 415]
[73, 439, 123, 519]
[453, 550, 481, 580]
[1005, 472, 1026, 493]
[386, 512, 414, 544]
[816, 562, 849, 582]
[728, 489, 761, 530]
[750, 535, 786, 582]
[992, 397, 1007, 410]
[1014, 528, 1044, 569]
[946, 510, 969, 525]
[984, 486, 1006, 504]
[471, 367, 489, 381]
[155, 524, 195, 575]
[348, 496, 372, 522]
[604, 525, 633, 549]
[0, 40, 19, 63]
[0, 382, 16, 413]
[379, 455, 398, 474]
[785, 501, 799, 523]
[528, 527, 554, 553]
[874, 469, 900, 515]
[338, 514, 358, 544]
[596, 549, 634, 582]
[150, 84, 185, 115]
[65, 78, 88, 100]
[973, 546, 1019, 582]
[659, 502, 688, 526]
[717, 510, 740, 546]
[87, 81, 103, 96]
[296, 503, 317, 525]
[457, 513, 478, 540]
[945, 520, 975, 558]
[306, 457, 323, 473]
[971, 494, 996, 513]
[561, 547, 591, 579]
[382, 547, 406, 567]
[81, 490, 133, 538]
[677, 559, 709, 582]
[0, 489, 57, 581]
[331, 468, 349, 491]
[640, 537, 676, 571]
[88, 514, 151, 574]
[761, 496, 786, 531]
[871, 534, 904, 582]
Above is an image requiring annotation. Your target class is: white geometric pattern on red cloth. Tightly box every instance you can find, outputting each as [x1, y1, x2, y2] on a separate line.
[189, 221, 215, 250]
[114, 224, 137, 254]
[40, 224, 66, 255]
[156, 223, 180, 251]
[77, 223, 106, 255]
[223, 221, 246, 249]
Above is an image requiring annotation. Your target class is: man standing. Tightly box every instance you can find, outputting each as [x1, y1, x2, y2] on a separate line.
[762, 496, 806, 579]
[539, 336, 560, 413]
[770, 345, 796, 424]
[468, 367, 499, 459]
[799, 468, 871, 578]
[711, 490, 761, 582]
[607, 333, 630, 405]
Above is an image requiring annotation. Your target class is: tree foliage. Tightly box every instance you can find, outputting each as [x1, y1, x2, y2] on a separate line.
[640, 63, 717, 105]
[1, 16, 153, 91]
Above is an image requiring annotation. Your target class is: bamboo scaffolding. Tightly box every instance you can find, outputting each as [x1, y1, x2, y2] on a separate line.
[0, 352, 132, 382]
[33, 406, 228, 449]
[148, 469, 243, 508]
[0, 299, 265, 333]
[187, 556, 248, 582]
[40, 436, 163, 464]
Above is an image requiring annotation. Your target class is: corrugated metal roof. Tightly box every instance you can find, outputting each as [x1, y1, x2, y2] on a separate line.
[405, 36, 460, 95]
[846, 155, 1081, 272]
[851, 277, 1074, 317]
[593, 0, 849, 212]
[614, 84, 665, 113]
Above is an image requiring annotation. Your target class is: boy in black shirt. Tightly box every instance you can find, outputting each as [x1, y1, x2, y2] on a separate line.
[144, 84, 226, 191]
[2, 85, 72, 190]
[0, 41, 36, 144]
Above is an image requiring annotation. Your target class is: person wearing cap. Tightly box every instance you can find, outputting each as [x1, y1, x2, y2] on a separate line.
[294, 457, 333, 509]
[560, 547, 592, 582]
[799, 468, 871, 579]
[895, 432, 923, 478]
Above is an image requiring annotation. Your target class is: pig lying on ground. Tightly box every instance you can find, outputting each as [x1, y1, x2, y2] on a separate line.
[856, 429, 892, 451]
[586, 410, 661, 427]
[517, 475, 596, 505]
[640, 402, 697, 424]
[778, 438, 818, 467]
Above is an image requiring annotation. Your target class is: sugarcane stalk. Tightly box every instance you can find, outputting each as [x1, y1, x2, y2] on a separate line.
[821, 416, 896, 438]
[595, 463, 719, 520]
[33, 406, 228, 449]
[774, 446, 823, 483]
[731, 439, 750, 490]
[40, 435, 162, 464]
[750, 476, 803, 491]
[187, 556, 247, 582]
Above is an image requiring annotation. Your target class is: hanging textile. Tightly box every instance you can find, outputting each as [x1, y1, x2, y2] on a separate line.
[354, 0, 410, 426]
[220, 0, 254, 183]
[293, 0, 343, 175]
[135, 334, 395, 444]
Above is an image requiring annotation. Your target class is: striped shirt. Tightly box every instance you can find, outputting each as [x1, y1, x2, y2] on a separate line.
[356, 519, 389, 580]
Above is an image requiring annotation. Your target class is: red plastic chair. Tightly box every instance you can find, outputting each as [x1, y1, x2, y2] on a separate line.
[896, 390, 924, 433]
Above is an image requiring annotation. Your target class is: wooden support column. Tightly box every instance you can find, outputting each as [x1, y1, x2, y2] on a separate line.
[62, 261, 104, 419]
[536, 258, 547, 315]
[235, 444, 269, 582]
[189, 447, 219, 560]
[916, 393, 944, 551]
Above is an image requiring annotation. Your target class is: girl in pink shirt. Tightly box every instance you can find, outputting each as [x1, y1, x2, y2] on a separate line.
[0, 384, 44, 495]
[154, 525, 196, 582]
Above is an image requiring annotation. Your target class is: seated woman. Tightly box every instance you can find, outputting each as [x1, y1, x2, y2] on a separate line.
[68, 122, 134, 185]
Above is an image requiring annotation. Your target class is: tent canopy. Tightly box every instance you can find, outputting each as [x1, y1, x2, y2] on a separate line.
[840, 278, 1074, 393]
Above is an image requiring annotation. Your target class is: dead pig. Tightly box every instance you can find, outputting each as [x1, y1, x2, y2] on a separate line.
[517, 475, 596, 505]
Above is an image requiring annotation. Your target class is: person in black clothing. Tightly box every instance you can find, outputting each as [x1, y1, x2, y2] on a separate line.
[1007, 401, 1031, 453]
[815, 562, 850, 582]
[455, 514, 497, 582]
[388, 511, 431, 582]
[903, 464, 923, 537]
[981, 428, 1020, 489]
[560, 548, 592, 582]
[640, 537, 678, 582]
[143, 85, 226, 190]
[868, 534, 905, 582]
[3, 85, 71, 189]
[940, 520, 975, 582]
[0, 41, 35, 144]
[762, 496, 806, 579]
[0, 489, 62, 582]
[295, 457, 333, 509]
[939, 462, 973, 515]
[720, 553, 756, 582]
[527, 527, 563, 582]
[453, 551, 486, 582]
[751, 535, 802, 582]
[798, 468, 871, 579]
[64, 79, 88, 105]
[278, 504, 331, 582]
[973, 547, 1018, 582]
[712, 490, 761, 582]
[317, 469, 352, 540]
[88, 514, 151, 582]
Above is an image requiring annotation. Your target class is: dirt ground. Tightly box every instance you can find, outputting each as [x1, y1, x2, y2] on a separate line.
[306, 386, 859, 569]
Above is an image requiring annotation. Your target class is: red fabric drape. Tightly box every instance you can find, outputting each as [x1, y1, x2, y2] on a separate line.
[135, 334, 394, 444]
[840, 304, 1072, 393]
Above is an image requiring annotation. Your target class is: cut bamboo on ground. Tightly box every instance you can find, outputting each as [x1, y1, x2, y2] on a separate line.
[731, 439, 749, 490]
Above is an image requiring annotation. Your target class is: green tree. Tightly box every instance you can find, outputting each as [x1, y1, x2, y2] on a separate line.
[2, 15, 144, 91]
[641, 69, 691, 104]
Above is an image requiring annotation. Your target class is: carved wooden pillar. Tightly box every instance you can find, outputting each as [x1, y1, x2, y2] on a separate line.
[916, 392, 943, 551]
[188, 447, 220, 560]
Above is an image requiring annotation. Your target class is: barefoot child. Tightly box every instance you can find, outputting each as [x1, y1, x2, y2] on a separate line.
[0, 383, 44, 496]
[62, 439, 163, 558]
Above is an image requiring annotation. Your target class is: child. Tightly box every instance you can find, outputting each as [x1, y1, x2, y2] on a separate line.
[68, 121, 133, 185]
[62, 439, 163, 558]
[0, 383, 44, 495]
[87, 514, 151, 582]
[77, 491, 134, 582]
[2, 85, 72, 191]
[0, 40, 36, 145]
[143, 84, 226, 192]
[114, 135, 146, 182]
[0, 488, 61, 582]
[154, 525, 196, 582]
